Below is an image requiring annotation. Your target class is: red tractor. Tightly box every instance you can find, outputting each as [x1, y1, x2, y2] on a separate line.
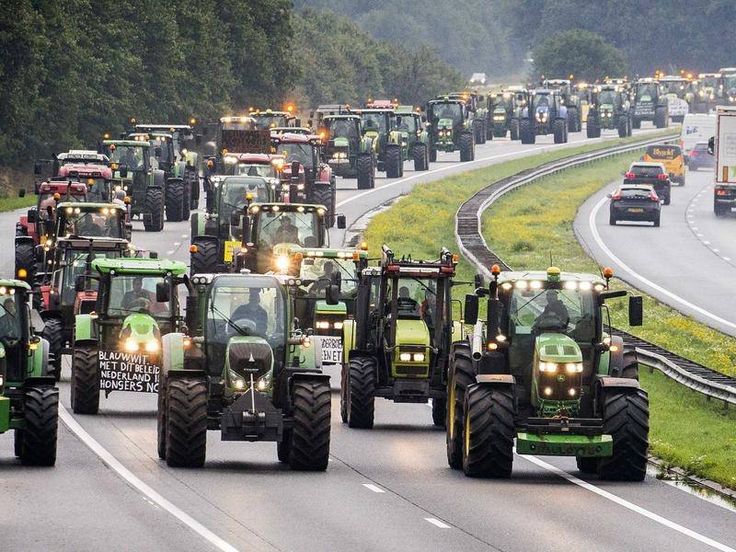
[271, 133, 337, 226]
[57, 163, 114, 202]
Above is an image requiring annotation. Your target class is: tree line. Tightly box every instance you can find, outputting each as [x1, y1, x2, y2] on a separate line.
[0, 1, 463, 168]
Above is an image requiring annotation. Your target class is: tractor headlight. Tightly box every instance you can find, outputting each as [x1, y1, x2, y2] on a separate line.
[413, 352, 425, 362]
[144, 340, 160, 353]
[538, 361, 558, 373]
[275, 255, 290, 272]
[565, 362, 583, 374]
[399, 352, 411, 362]
[315, 320, 330, 330]
[399, 350, 425, 362]
[123, 338, 139, 353]
[333, 321, 343, 330]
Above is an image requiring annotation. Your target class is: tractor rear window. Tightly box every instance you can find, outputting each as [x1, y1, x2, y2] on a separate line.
[108, 146, 146, 170]
[646, 145, 681, 159]
[299, 257, 358, 296]
[630, 165, 663, 177]
[361, 112, 388, 133]
[325, 119, 359, 139]
[635, 84, 658, 100]
[430, 103, 463, 124]
[274, 143, 314, 169]
[235, 163, 274, 178]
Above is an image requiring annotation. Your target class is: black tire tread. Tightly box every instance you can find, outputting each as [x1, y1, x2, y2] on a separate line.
[165, 378, 208, 468]
[71, 347, 99, 414]
[347, 356, 376, 429]
[20, 386, 58, 466]
[447, 343, 475, 469]
[462, 384, 515, 478]
[597, 388, 649, 481]
[288, 380, 331, 470]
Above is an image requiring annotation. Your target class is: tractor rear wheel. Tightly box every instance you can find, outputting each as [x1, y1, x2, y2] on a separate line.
[617, 116, 628, 138]
[190, 239, 219, 275]
[519, 119, 535, 144]
[340, 364, 348, 423]
[186, 169, 199, 210]
[356, 154, 374, 190]
[277, 428, 292, 462]
[14, 429, 24, 457]
[385, 145, 403, 178]
[143, 187, 164, 231]
[462, 384, 515, 478]
[20, 386, 58, 466]
[157, 378, 167, 460]
[347, 356, 376, 429]
[447, 343, 475, 469]
[569, 107, 581, 132]
[165, 179, 185, 222]
[311, 185, 336, 228]
[42, 318, 64, 381]
[655, 107, 668, 129]
[587, 118, 600, 139]
[474, 120, 486, 145]
[459, 133, 474, 162]
[429, 147, 437, 162]
[597, 388, 649, 481]
[71, 347, 99, 414]
[510, 119, 520, 141]
[621, 350, 639, 380]
[165, 378, 208, 468]
[181, 178, 191, 220]
[288, 379, 331, 470]
[15, 241, 36, 282]
[413, 144, 428, 171]
[431, 399, 445, 428]
[553, 119, 567, 144]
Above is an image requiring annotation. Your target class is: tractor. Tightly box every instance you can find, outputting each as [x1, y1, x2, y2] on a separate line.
[586, 84, 632, 138]
[189, 175, 278, 274]
[205, 153, 283, 211]
[695, 73, 723, 112]
[249, 107, 299, 130]
[56, 162, 113, 202]
[426, 97, 475, 162]
[359, 100, 401, 176]
[133, 124, 201, 211]
[320, 113, 376, 189]
[658, 76, 691, 123]
[37, 237, 131, 380]
[446, 266, 648, 481]
[102, 139, 167, 231]
[543, 79, 581, 132]
[488, 91, 517, 139]
[391, 105, 430, 172]
[0, 280, 58, 465]
[449, 92, 489, 145]
[274, 245, 368, 366]
[341, 245, 459, 428]
[70, 257, 188, 414]
[157, 272, 332, 470]
[631, 79, 669, 129]
[271, 133, 337, 226]
[519, 90, 569, 144]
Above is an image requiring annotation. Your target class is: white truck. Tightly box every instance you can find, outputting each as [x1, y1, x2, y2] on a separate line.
[680, 113, 716, 161]
[713, 106, 736, 216]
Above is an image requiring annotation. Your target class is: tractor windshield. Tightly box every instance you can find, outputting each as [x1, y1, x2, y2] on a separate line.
[493, 95, 511, 109]
[274, 143, 315, 169]
[431, 103, 463, 125]
[299, 257, 358, 297]
[701, 76, 719, 88]
[150, 138, 173, 164]
[394, 115, 417, 133]
[218, 178, 270, 220]
[325, 118, 359, 140]
[58, 206, 125, 239]
[598, 91, 617, 105]
[387, 276, 446, 328]
[256, 210, 320, 247]
[635, 84, 658, 101]
[235, 163, 276, 178]
[106, 275, 171, 318]
[253, 115, 288, 129]
[661, 81, 687, 96]
[85, 178, 112, 202]
[61, 252, 103, 305]
[0, 291, 22, 342]
[361, 112, 388, 134]
[535, 94, 550, 108]
[108, 146, 146, 171]
[724, 75, 736, 91]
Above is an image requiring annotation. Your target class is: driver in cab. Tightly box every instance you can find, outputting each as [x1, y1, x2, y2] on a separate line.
[231, 288, 268, 330]
[122, 277, 155, 311]
[272, 215, 300, 245]
[534, 290, 569, 331]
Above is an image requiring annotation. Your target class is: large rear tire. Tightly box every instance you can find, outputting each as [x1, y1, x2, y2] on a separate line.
[474, 120, 486, 145]
[462, 384, 515, 478]
[288, 379, 331, 471]
[617, 117, 628, 138]
[576, 456, 599, 474]
[385, 145, 403, 179]
[186, 169, 199, 210]
[157, 377, 167, 460]
[165, 179, 186, 222]
[143, 187, 164, 231]
[15, 241, 36, 282]
[19, 386, 58, 466]
[429, 147, 437, 162]
[519, 119, 535, 144]
[597, 388, 649, 481]
[311, 185, 336, 228]
[71, 346, 99, 414]
[568, 107, 580, 132]
[553, 119, 567, 144]
[655, 107, 667, 129]
[165, 378, 208, 468]
[510, 119, 520, 141]
[459, 133, 473, 162]
[356, 154, 374, 190]
[413, 144, 428, 171]
[632, 118, 641, 129]
[190, 238, 219, 275]
[587, 117, 600, 139]
[446, 343, 475, 469]
[42, 318, 64, 381]
[346, 356, 376, 429]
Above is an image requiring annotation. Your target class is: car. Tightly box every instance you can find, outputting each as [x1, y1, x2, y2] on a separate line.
[623, 162, 671, 205]
[641, 144, 685, 185]
[686, 141, 714, 171]
[609, 184, 661, 227]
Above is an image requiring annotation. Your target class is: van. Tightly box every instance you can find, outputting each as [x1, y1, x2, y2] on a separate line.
[680, 113, 715, 163]
[641, 144, 685, 185]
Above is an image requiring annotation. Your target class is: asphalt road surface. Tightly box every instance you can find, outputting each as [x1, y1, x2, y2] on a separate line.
[3, 126, 735, 552]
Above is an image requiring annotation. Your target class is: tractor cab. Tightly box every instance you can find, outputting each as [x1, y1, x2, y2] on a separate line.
[128, 132, 178, 173]
[56, 163, 113, 202]
[322, 114, 363, 172]
[219, 153, 282, 179]
[215, 175, 277, 237]
[249, 107, 299, 130]
[425, 97, 475, 160]
[0, 280, 45, 385]
[659, 76, 690, 99]
[104, 139, 154, 178]
[55, 202, 129, 241]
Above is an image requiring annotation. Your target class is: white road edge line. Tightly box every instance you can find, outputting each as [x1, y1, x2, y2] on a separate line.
[522, 453, 736, 552]
[588, 194, 736, 331]
[362, 483, 386, 493]
[424, 518, 451, 529]
[59, 406, 239, 552]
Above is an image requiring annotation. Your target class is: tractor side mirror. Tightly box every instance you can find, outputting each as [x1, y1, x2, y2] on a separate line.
[18, 188, 26, 198]
[629, 295, 643, 326]
[336, 214, 346, 229]
[464, 294, 479, 325]
[154, 146, 162, 158]
[473, 273, 484, 290]
[119, 165, 128, 178]
[75, 275, 86, 292]
[326, 284, 340, 305]
[27, 209, 37, 223]
[156, 282, 171, 303]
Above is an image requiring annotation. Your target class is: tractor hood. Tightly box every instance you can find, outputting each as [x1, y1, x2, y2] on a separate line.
[121, 312, 159, 342]
[225, 335, 273, 381]
[394, 319, 430, 347]
[332, 136, 349, 148]
[437, 118, 454, 130]
[535, 333, 582, 364]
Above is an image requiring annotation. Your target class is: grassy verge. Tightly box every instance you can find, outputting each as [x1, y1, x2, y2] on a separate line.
[0, 195, 36, 213]
[364, 133, 736, 488]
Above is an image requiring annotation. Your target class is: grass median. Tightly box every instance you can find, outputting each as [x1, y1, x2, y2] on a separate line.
[364, 132, 736, 489]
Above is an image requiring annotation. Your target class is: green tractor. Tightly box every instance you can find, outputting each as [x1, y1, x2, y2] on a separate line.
[157, 272, 332, 470]
[586, 84, 633, 138]
[390, 105, 430, 172]
[341, 245, 459, 428]
[103, 139, 167, 231]
[447, 266, 648, 480]
[320, 113, 377, 188]
[360, 100, 403, 176]
[189, 175, 278, 274]
[426, 97, 475, 162]
[70, 257, 188, 414]
[448, 92, 488, 145]
[631, 79, 669, 129]
[0, 280, 58, 465]
[543, 79, 582, 132]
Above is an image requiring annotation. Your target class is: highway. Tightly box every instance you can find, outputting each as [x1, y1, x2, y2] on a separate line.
[2, 128, 736, 552]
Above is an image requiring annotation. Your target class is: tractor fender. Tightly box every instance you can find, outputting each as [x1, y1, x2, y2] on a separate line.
[28, 337, 50, 378]
[74, 314, 96, 342]
[597, 376, 640, 390]
[15, 235, 35, 248]
[474, 373, 515, 386]
[606, 335, 625, 376]
[152, 169, 165, 189]
[190, 211, 206, 240]
[342, 320, 356, 364]
[161, 332, 187, 375]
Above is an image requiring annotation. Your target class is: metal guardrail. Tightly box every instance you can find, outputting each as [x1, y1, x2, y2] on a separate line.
[455, 132, 736, 405]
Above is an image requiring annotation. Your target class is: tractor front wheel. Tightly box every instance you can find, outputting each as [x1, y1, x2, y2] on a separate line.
[447, 343, 475, 469]
[143, 187, 165, 231]
[157, 377, 167, 460]
[587, 118, 601, 139]
[431, 398, 445, 428]
[568, 107, 580, 132]
[385, 145, 403, 179]
[166, 179, 186, 222]
[413, 144, 429, 171]
[15, 241, 36, 282]
[311, 185, 336, 228]
[519, 119, 535, 144]
[190, 239, 219, 275]
[655, 107, 668, 129]
[553, 119, 567, 144]
[42, 318, 64, 381]
[510, 119, 520, 141]
[462, 384, 515, 478]
[474, 120, 486, 145]
[20, 386, 58, 466]
[576, 456, 599, 474]
[347, 356, 376, 429]
[597, 388, 649, 481]
[356, 154, 374, 190]
[459, 133, 474, 162]
[71, 347, 99, 414]
[621, 350, 639, 380]
[165, 378, 208, 468]
[288, 379, 331, 470]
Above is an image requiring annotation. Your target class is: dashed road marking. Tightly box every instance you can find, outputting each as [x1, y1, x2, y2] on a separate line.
[424, 518, 451, 529]
[362, 483, 386, 493]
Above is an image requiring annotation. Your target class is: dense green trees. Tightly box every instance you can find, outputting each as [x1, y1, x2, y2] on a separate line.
[532, 30, 628, 82]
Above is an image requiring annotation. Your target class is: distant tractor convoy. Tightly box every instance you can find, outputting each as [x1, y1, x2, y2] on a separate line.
[18, 68, 730, 480]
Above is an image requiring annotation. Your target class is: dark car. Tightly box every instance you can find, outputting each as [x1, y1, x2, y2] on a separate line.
[623, 162, 671, 205]
[686, 141, 715, 171]
[609, 184, 661, 226]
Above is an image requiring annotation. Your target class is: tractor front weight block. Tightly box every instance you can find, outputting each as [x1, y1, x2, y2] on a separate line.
[220, 391, 283, 442]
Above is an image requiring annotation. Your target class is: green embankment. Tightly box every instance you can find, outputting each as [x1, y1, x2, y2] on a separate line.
[364, 135, 736, 489]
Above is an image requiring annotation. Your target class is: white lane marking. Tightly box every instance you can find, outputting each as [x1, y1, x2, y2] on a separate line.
[588, 195, 736, 331]
[59, 406, 239, 552]
[725, 257, 732, 262]
[424, 518, 451, 529]
[362, 483, 386, 493]
[522, 453, 736, 552]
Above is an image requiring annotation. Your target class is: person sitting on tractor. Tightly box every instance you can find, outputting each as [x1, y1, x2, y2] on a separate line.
[533, 290, 570, 332]
[122, 277, 154, 311]
[113, 189, 127, 208]
[0, 298, 19, 340]
[309, 261, 335, 296]
[76, 214, 105, 237]
[121, 147, 143, 170]
[231, 288, 268, 329]
[273, 216, 300, 245]
[397, 286, 419, 317]
[419, 289, 436, 331]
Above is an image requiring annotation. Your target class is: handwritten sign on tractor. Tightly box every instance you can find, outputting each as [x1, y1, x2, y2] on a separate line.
[221, 129, 271, 154]
[98, 349, 160, 394]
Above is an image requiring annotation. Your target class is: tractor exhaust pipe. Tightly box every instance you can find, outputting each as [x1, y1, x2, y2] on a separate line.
[471, 321, 483, 361]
